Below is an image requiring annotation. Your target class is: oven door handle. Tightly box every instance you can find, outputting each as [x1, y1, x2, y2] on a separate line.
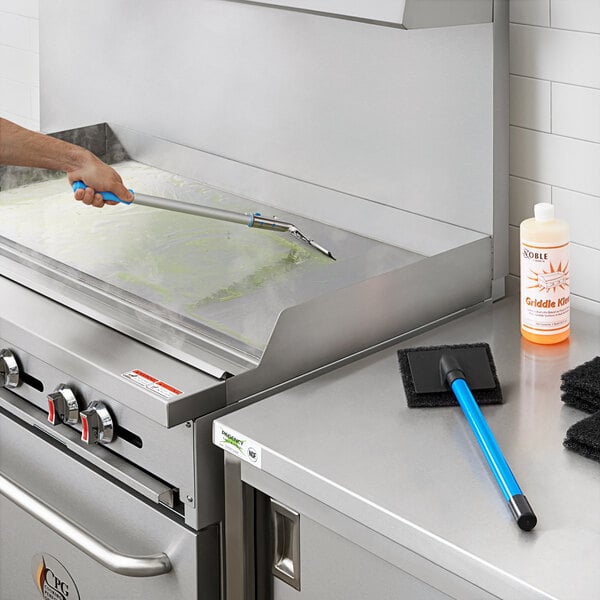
[0, 473, 172, 577]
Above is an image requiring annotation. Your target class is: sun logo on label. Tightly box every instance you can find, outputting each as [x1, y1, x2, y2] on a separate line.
[527, 261, 569, 292]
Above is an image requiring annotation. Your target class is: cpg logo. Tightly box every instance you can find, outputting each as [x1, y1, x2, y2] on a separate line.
[31, 554, 80, 600]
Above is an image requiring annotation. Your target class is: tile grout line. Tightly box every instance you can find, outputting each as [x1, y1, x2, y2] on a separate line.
[510, 74, 600, 93]
[510, 21, 600, 36]
[0, 10, 38, 21]
[508, 175, 600, 201]
[510, 124, 600, 147]
[0, 42, 39, 55]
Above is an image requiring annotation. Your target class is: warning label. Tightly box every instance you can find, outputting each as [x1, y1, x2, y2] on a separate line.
[122, 369, 183, 398]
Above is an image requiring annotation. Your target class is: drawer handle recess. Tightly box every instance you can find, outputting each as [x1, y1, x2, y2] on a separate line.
[0, 473, 172, 577]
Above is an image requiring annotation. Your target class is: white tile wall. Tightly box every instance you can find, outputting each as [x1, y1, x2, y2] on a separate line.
[0, 0, 38, 19]
[0, 11, 38, 52]
[552, 83, 600, 143]
[510, 24, 600, 88]
[571, 243, 600, 302]
[509, 0, 549, 26]
[510, 127, 600, 197]
[510, 0, 600, 308]
[0, 0, 39, 129]
[553, 187, 600, 251]
[551, 0, 600, 34]
[509, 176, 551, 226]
[509, 75, 551, 132]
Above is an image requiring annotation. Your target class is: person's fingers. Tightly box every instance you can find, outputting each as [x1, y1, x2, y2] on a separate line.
[82, 187, 95, 205]
[74, 188, 85, 201]
[92, 193, 105, 208]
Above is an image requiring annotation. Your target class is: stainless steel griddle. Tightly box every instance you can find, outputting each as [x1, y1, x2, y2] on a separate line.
[0, 162, 415, 357]
[0, 159, 490, 428]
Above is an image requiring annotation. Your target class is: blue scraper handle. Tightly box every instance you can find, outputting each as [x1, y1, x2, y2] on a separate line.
[450, 377, 537, 531]
[72, 180, 134, 204]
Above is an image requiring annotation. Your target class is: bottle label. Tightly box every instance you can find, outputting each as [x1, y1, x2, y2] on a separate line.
[520, 240, 570, 335]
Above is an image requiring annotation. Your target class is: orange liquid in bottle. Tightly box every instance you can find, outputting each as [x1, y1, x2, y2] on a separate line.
[520, 203, 570, 345]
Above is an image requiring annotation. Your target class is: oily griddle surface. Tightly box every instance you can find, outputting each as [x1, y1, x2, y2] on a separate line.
[0, 161, 419, 354]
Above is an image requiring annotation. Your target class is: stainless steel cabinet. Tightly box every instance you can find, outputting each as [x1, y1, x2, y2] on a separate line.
[224, 457, 499, 600]
[267, 505, 454, 600]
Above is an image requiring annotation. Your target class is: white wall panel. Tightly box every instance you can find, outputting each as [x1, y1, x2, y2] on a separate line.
[0, 77, 34, 118]
[0, 44, 38, 84]
[510, 126, 600, 197]
[509, 0, 549, 26]
[510, 24, 600, 88]
[509, 75, 550, 131]
[0, 0, 38, 18]
[553, 187, 600, 251]
[40, 0, 495, 235]
[0, 11, 37, 51]
[0, 0, 39, 130]
[551, 0, 600, 34]
[552, 83, 600, 143]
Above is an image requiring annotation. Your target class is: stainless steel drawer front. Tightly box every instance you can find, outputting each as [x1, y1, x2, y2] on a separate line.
[0, 410, 220, 600]
[0, 474, 171, 577]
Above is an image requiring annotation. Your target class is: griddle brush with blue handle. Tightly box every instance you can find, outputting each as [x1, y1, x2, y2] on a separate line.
[72, 181, 335, 260]
[398, 343, 537, 531]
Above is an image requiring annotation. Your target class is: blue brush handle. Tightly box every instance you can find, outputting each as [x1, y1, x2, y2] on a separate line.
[451, 378, 537, 531]
[72, 180, 134, 204]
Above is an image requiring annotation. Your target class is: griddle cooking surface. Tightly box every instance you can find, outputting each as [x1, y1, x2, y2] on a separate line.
[0, 162, 420, 356]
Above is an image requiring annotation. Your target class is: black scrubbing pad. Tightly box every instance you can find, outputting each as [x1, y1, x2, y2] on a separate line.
[398, 343, 503, 408]
[564, 410, 600, 463]
[561, 356, 600, 414]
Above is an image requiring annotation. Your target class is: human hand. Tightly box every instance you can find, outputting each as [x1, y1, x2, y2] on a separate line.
[67, 152, 133, 208]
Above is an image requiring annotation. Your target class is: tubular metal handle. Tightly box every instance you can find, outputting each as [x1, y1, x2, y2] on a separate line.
[72, 181, 251, 226]
[0, 473, 172, 577]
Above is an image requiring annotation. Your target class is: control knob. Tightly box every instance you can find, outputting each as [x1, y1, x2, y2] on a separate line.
[0, 349, 19, 389]
[48, 385, 80, 425]
[80, 401, 115, 445]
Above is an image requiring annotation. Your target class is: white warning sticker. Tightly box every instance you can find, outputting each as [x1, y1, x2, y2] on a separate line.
[213, 422, 262, 469]
[122, 369, 183, 399]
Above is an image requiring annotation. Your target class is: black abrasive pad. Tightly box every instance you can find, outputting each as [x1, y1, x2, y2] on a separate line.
[397, 343, 503, 408]
[561, 356, 600, 414]
[564, 411, 600, 463]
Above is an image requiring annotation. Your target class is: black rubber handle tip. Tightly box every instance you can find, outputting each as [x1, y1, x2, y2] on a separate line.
[508, 494, 537, 531]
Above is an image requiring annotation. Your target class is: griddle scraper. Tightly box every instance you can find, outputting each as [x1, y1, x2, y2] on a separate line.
[72, 181, 335, 260]
[398, 343, 537, 531]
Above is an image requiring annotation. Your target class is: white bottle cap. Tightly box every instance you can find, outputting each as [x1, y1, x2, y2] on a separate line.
[534, 202, 554, 222]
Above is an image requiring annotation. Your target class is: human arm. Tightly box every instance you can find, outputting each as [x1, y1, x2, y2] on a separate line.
[0, 118, 133, 207]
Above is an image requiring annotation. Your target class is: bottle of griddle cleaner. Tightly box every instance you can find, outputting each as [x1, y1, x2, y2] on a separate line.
[520, 202, 570, 344]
